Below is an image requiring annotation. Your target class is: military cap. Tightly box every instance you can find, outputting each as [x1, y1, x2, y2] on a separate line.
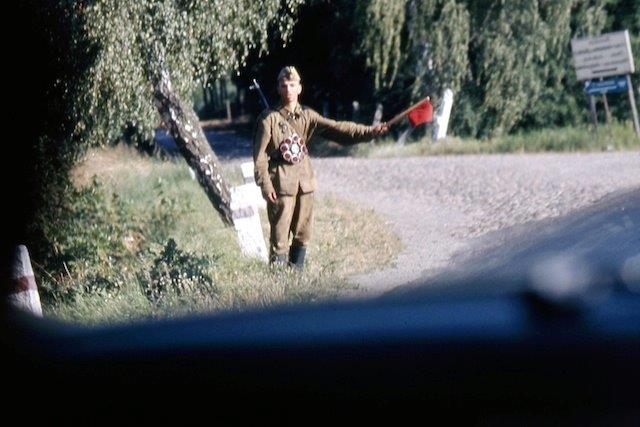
[277, 66, 302, 83]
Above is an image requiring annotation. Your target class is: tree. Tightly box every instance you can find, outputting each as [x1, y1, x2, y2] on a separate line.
[12, 0, 304, 279]
[351, 0, 613, 138]
[67, 0, 304, 224]
[354, 0, 406, 92]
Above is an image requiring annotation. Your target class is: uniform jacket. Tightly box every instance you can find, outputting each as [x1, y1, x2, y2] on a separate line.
[253, 103, 377, 196]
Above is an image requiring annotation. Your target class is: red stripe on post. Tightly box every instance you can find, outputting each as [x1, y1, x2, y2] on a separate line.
[11, 275, 37, 293]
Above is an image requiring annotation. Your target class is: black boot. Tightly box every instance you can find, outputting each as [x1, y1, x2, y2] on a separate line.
[270, 253, 288, 267]
[288, 245, 306, 269]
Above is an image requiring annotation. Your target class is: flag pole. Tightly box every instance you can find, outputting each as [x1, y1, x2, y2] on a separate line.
[385, 96, 431, 127]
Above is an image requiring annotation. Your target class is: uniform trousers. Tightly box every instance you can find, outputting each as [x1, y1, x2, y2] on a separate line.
[267, 187, 314, 257]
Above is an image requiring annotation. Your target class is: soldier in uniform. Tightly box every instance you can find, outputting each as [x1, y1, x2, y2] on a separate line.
[253, 66, 388, 268]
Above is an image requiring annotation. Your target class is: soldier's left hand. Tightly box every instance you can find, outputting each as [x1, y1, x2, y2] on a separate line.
[371, 123, 389, 136]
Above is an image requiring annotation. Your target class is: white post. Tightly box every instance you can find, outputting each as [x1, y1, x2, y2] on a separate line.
[626, 74, 640, 136]
[432, 89, 454, 140]
[240, 162, 265, 208]
[8, 245, 43, 316]
[352, 100, 360, 121]
[240, 161, 256, 184]
[395, 127, 414, 145]
[225, 99, 232, 122]
[231, 162, 268, 262]
[370, 103, 383, 144]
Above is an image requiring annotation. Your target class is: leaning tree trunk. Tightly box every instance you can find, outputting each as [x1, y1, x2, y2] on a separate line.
[153, 68, 234, 226]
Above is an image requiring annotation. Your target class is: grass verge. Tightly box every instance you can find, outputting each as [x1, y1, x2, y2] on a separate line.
[43, 144, 401, 325]
[312, 121, 640, 158]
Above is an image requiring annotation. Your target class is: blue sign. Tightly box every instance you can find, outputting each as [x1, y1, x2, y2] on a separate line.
[584, 76, 628, 95]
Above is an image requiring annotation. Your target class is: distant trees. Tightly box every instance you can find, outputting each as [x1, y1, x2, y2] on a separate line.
[354, 0, 618, 137]
[242, 0, 637, 138]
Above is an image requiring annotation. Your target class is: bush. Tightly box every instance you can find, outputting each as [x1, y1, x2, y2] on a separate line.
[38, 176, 184, 303]
[138, 238, 218, 306]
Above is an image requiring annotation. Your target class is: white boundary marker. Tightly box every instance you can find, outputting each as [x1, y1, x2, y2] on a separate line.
[433, 89, 454, 140]
[9, 245, 43, 316]
[231, 162, 268, 262]
[240, 162, 266, 209]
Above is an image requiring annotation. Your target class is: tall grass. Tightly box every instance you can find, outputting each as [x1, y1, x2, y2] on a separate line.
[316, 121, 640, 158]
[44, 145, 401, 325]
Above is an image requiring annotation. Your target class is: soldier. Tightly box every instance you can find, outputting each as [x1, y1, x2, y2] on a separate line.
[253, 66, 388, 268]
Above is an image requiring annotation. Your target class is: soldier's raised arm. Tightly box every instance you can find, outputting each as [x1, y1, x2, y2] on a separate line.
[253, 111, 275, 197]
[307, 108, 386, 145]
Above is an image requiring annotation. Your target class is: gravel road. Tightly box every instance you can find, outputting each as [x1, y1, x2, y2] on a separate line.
[313, 151, 640, 298]
[191, 131, 640, 299]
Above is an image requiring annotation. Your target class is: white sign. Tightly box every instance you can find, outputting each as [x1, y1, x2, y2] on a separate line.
[571, 30, 635, 81]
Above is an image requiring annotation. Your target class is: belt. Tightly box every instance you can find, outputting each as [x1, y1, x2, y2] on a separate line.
[268, 150, 285, 165]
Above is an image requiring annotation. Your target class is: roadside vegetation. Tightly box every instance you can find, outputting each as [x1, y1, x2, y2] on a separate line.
[39, 145, 401, 325]
[312, 121, 640, 158]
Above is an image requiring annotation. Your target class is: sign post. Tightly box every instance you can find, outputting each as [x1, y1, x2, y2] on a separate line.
[588, 94, 598, 132]
[626, 74, 640, 135]
[601, 79, 611, 125]
[571, 30, 639, 136]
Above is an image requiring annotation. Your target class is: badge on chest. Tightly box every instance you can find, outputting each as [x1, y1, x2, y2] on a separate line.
[279, 132, 308, 164]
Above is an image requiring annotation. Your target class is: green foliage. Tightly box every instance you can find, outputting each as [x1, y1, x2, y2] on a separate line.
[407, 0, 470, 99]
[138, 238, 218, 305]
[490, 120, 637, 152]
[72, 0, 304, 148]
[148, 178, 182, 243]
[26, 135, 86, 261]
[38, 176, 183, 302]
[349, 0, 634, 137]
[355, 0, 406, 90]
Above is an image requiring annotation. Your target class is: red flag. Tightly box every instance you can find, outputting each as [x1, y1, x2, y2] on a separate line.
[407, 99, 433, 127]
